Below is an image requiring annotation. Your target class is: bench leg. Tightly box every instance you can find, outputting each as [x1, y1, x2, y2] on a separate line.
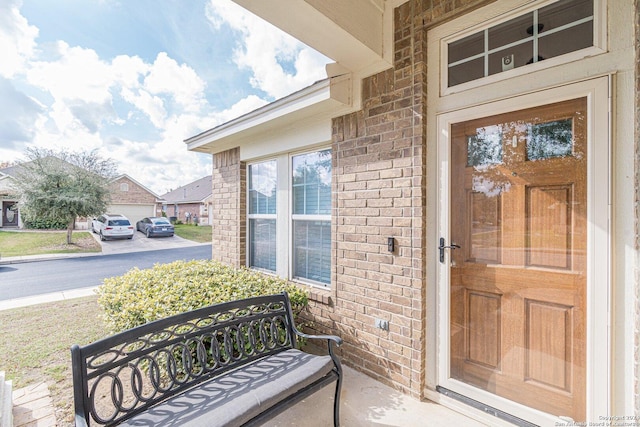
[333, 374, 342, 427]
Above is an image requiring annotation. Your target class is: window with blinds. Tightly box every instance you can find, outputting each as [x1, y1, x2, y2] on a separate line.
[291, 149, 332, 285]
[246, 148, 332, 287]
[248, 160, 277, 272]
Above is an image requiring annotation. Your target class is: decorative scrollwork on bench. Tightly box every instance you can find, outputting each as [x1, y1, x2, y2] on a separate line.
[76, 297, 311, 425]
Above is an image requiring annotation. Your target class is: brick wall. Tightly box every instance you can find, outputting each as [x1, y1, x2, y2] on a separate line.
[211, 148, 245, 267]
[301, 0, 491, 399]
[109, 176, 156, 204]
[169, 203, 202, 223]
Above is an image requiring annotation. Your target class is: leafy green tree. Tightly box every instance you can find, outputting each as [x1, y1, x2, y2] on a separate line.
[15, 148, 117, 244]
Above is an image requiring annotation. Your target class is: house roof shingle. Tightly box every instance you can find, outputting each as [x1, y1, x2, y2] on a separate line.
[161, 175, 212, 204]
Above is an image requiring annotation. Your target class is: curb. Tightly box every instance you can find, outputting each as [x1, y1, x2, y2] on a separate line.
[0, 242, 211, 265]
[0, 252, 100, 265]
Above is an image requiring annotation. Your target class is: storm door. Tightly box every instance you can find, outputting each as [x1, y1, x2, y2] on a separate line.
[3, 202, 18, 226]
[444, 97, 591, 422]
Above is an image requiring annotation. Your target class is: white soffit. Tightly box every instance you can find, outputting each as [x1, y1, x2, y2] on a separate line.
[233, 0, 393, 76]
[185, 77, 355, 155]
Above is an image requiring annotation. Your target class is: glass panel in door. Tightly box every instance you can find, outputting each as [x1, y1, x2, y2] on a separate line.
[449, 98, 587, 421]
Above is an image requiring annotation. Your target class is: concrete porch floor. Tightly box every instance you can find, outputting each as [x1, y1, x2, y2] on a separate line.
[267, 366, 492, 427]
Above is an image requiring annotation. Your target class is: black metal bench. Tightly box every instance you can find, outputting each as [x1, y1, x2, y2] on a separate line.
[71, 292, 342, 426]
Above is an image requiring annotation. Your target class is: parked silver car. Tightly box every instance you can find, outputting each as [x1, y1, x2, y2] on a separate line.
[91, 214, 135, 241]
[136, 216, 175, 238]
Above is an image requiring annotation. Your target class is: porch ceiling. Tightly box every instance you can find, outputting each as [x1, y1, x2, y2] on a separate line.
[232, 0, 402, 77]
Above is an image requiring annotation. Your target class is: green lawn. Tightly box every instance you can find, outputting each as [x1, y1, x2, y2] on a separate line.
[173, 224, 212, 243]
[0, 230, 101, 257]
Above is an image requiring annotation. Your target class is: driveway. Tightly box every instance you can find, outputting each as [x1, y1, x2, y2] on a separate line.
[90, 230, 204, 254]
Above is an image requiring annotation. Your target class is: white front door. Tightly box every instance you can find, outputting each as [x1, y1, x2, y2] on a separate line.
[437, 78, 610, 426]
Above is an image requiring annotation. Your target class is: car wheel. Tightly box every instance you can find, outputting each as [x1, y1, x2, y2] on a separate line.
[128, 235, 133, 240]
[146, 229, 151, 238]
[99, 231, 106, 241]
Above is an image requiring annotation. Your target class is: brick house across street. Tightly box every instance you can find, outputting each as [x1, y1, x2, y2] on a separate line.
[105, 174, 163, 227]
[185, 0, 640, 425]
[160, 175, 212, 225]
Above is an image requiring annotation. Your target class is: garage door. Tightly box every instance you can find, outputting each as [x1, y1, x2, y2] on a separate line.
[108, 204, 156, 226]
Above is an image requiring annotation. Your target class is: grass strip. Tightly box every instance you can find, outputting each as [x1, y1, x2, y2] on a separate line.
[0, 230, 101, 257]
[173, 224, 212, 243]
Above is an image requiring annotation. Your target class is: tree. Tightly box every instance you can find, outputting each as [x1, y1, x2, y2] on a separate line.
[15, 148, 117, 244]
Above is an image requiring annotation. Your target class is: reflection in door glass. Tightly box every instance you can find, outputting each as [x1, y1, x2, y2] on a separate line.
[467, 125, 503, 167]
[449, 98, 588, 422]
[527, 119, 573, 160]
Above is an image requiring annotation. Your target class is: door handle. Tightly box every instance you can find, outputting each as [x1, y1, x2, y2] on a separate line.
[438, 237, 460, 263]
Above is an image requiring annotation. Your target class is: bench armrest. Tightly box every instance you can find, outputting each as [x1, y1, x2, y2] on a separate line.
[294, 330, 343, 347]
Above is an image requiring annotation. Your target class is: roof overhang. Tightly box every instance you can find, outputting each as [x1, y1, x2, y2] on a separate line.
[0, 174, 17, 197]
[186, 76, 356, 157]
[232, 0, 405, 79]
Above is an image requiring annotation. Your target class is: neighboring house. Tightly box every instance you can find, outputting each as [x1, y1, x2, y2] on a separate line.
[160, 175, 212, 225]
[186, 0, 638, 425]
[0, 163, 160, 230]
[104, 174, 163, 227]
[0, 168, 20, 228]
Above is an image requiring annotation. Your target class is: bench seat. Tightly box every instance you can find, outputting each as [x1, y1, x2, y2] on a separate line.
[120, 349, 334, 427]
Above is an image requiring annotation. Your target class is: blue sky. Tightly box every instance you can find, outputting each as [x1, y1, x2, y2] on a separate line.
[0, 0, 330, 194]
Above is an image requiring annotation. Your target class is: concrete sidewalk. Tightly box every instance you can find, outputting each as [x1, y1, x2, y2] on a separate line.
[0, 285, 98, 311]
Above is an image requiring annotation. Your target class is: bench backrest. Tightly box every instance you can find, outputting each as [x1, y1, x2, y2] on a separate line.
[71, 292, 298, 426]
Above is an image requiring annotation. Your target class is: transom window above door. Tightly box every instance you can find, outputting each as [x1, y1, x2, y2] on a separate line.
[444, 0, 604, 91]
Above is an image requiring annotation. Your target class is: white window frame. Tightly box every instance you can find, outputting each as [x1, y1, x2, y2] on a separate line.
[246, 147, 332, 288]
[289, 149, 332, 287]
[440, 0, 607, 96]
[246, 158, 278, 273]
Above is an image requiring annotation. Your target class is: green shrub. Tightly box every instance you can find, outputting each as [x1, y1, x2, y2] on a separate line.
[23, 217, 67, 230]
[97, 260, 308, 333]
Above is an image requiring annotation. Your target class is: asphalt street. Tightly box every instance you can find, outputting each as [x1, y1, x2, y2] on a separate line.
[0, 243, 212, 301]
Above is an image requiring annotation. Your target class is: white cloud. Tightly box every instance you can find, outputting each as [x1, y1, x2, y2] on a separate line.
[23, 41, 213, 137]
[0, 0, 38, 78]
[120, 87, 167, 128]
[111, 55, 149, 88]
[216, 95, 268, 123]
[144, 53, 207, 113]
[205, 0, 329, 100]
[27, 42, 114, 104]
[30, 99, 105, 153]
[102, 129, 211, 195]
